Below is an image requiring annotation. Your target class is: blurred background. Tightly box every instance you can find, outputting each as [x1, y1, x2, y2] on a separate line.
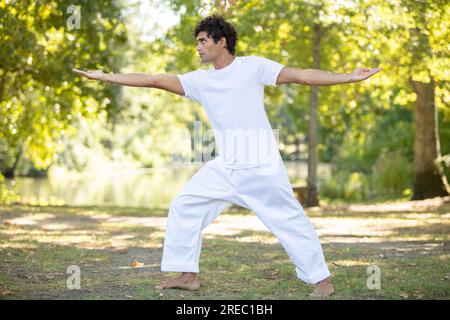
[1, 0, 449, 208]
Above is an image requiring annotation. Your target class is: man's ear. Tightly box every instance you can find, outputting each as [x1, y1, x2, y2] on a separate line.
[220, 37, 227, 49]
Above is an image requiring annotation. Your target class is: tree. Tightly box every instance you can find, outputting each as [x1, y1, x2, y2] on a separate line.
[360, 0, 450, 199]
[406, 1, 450, 199]
[0, 0, 127, 179]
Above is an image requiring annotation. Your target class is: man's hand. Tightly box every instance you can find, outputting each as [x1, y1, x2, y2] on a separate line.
[72, 69, 105, 81]
[349, 67, 382, 83]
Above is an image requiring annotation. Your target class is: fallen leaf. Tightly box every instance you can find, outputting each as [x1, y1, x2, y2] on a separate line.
[1, 290, 13, 297]
[263, 268, 279, 279]
[129, 260, 144, 267]
[125, 295, 133, 298]
[399, 292, 409, 299]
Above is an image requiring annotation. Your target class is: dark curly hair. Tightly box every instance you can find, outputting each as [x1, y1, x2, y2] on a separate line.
[194, 15, 238, 55]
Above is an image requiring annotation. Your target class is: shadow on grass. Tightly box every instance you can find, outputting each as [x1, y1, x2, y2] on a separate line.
[1, 203, 449, 299]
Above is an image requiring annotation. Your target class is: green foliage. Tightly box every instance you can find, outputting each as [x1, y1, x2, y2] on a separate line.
[321, 148, 414, 203]
[372, 149, 414, 197]
[0, 0, 128, 176]
[1, 0, 448, 203]
[0, 173, 20, 204]
[321, 170, 370, 202]
[321, 105, 415, 201]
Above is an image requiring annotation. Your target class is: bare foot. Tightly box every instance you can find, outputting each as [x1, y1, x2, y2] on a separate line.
[309, 276, 334, 298]
[155, 272, 201, 291]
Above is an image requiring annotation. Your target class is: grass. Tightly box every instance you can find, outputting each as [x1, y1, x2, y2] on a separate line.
[0, 197, 449, 300]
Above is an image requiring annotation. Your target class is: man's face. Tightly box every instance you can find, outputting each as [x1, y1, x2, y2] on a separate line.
[195, 31, 226, 63]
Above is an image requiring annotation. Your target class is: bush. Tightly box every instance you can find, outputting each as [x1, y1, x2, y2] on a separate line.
[321, 149, 413, 203]
[321, 170, 371, 202]
[0, 173, 20, 205]
[371, 149, 413, 197]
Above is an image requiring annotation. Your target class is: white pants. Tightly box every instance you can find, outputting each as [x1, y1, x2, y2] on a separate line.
[160, 160, 330, 284]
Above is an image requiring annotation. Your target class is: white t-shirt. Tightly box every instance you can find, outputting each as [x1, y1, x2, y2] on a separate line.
[177, 55, 285, 169]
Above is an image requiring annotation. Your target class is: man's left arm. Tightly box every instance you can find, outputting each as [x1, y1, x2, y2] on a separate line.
[276, 66, 382, 86]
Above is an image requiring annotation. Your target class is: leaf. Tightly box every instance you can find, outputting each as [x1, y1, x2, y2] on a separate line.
[399, 292, 409, 299]
[263, 268, 279, 279]
[1, 290, 13, 297]
[129, 260, 144, 267]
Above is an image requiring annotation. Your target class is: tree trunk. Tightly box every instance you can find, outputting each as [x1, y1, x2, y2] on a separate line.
[2, 146, 23, 178]
[305, 23, 321, 207]
[410, 79, 450, 199]
[295, 136, 301, 160]
[0, 71, 5, 102]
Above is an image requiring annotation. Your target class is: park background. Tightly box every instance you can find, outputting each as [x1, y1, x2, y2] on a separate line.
[0, 0, 449, 299]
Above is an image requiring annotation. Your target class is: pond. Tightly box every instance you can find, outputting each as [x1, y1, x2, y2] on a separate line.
[6, 161, 331, 208]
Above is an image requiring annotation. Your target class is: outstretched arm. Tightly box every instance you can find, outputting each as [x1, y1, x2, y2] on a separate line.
[72, 69, 185, 96]
[276, 66, 381, 86]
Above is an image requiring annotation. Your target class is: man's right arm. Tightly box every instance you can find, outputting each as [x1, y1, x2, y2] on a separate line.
[72, 69, 185, 96]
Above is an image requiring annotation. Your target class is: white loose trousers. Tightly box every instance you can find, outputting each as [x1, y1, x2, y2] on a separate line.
[160, 160, 330, 284]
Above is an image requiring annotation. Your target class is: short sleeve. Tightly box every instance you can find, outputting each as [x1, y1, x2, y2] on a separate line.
[177, 70, 202, 103]
[254, 56, 285, 86]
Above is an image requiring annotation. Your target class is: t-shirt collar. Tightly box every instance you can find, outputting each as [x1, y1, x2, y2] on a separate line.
[210, 56, 238, 73]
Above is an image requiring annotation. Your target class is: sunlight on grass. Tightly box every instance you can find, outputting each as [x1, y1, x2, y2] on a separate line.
[333, 259, 373, 267]
[231, 235, 279, 244]
[0, 202, 449, 299]
[3, 213, 56, 226]
[99, 216, 167, 228]
[0, 242, 37, 249]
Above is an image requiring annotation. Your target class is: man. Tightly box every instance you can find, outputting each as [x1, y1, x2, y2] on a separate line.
[74, 15, 381, 297]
